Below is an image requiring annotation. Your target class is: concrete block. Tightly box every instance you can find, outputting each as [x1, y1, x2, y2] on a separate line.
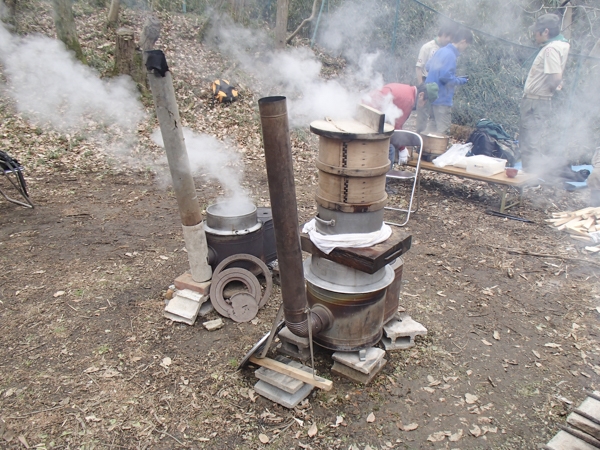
[255, 356, 313, 394]
[331, 358, 387, 385]
[545, 430, 598, 450]
[164, 291, 207, 325]
[203, 318, 224, 331]
[254, 380, 313, 409]
[174, 272, 211, 295]
[277, 326, 311, 361]
[383, 314, 427, 346]
[381, 336, 414, 351]
[332, 348, 386, 375]
[567, 394, 600, 440]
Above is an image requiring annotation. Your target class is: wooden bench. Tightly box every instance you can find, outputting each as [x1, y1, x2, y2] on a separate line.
[406, 159, 538, 213]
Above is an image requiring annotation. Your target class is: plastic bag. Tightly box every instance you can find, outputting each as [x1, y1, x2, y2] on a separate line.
[398, 149, 409, 165]
[432, 143, 473, 168]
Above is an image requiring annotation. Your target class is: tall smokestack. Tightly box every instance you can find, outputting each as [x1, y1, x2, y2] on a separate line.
[258, 96, 330, 337]
[146, 50, 212, 282]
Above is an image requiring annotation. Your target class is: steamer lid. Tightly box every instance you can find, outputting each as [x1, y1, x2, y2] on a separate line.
[310, 119, 394, 140]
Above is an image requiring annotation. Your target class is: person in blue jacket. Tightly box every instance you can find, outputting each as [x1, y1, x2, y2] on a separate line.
[423, 28, 473, 135]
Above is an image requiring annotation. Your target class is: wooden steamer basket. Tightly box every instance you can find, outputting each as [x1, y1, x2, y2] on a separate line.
[310, 118, 394, 235]
[420, 133, 449, 161]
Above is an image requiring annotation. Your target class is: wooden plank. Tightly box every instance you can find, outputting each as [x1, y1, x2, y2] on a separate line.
[249, 356, 333, 391]
[355, 104, 385, 134]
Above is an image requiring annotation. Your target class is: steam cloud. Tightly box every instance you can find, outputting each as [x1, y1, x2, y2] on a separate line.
[207, 10, 398, 128]
[152, 127, 251, 212]
[0, 23, 144, 147]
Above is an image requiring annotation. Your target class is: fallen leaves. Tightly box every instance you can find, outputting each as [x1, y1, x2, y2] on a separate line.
[366, 412, 375, 423]
[307, 422, 318, 437]
[258, 433, 269, 444]
[53, 290, 65, 297]
[465, 393, 478, 404]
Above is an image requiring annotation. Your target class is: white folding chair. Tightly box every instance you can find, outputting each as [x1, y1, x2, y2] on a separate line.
[384, 130, 423, 227]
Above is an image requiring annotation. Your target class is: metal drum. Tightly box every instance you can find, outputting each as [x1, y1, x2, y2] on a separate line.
[304, 256, 394, 351]
[315, 205, 384, 235]
[383, 257, 404, 324]
[204, 201, 264, 270]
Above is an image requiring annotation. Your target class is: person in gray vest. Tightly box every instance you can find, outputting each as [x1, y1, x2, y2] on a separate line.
[519, 14, 570, 178]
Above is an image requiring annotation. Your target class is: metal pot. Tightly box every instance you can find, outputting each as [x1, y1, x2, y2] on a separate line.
[315, 205, 384, 235]
[205, 201, 261, 235]
[303, 256, 394, 294]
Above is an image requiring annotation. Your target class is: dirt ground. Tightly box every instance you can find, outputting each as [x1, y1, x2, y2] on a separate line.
[2, 6, 600, 450]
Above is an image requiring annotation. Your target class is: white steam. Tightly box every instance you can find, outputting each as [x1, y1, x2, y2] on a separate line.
[207, 15, 388, 127]
[0, 24, 144, 141]
[152, 127, 251, 211]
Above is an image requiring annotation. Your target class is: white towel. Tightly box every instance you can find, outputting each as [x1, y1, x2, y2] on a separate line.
[302, 219, 392, 254]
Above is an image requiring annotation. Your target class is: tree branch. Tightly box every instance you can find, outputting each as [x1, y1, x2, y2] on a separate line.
[286, 0, 323, 44]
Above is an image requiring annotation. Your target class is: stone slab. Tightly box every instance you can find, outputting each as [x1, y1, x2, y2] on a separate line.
[203, 318, 224, 331]
[164, 292, 207, 325]
[332, 348, 385, 375]
[174, 272, 211, 295]
[381, 336, 414, 351]
[545, 430, 598, 450]
[255, 356, 313, 394]
[567, 393, 600, 440]
[383, 314, 427, 343]
[331, 358, 387, 385]
[254, 379, 313, 409]
[198, 301, 214, 317]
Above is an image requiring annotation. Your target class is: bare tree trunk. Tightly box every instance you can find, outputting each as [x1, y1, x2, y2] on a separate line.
[275, 0, 289, 49]
[52, 0, 86, 64]
[286, 0, 322, 44]
[106, 0, 120, 28]
[114, 28, 140, 78]
[562, 5, 573, 39]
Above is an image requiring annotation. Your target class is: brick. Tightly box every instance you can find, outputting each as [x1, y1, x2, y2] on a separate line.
[174, 272, 211, 295]
[277, 326, 311, 361]
[381, 336, 414, 351]
[254, 380, 313, 409]
[383, 314, 427, 346]
[331, 358, 386, 385]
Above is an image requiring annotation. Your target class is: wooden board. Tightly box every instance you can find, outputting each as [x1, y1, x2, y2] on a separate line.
[408, 160, 538, 187]
[354, 104, 385, 134]
[248, 356, 333, 391]
[300, 226, 412, 274]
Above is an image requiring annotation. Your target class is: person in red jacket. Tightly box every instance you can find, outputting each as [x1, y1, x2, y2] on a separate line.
[363, 82, 438, 167]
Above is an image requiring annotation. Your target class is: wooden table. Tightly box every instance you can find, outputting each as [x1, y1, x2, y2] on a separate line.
[407, 160, 538, 213]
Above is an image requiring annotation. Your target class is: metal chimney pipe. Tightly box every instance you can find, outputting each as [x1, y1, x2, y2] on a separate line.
[146, 51, 212, 282]
[258, 96, 330, 337]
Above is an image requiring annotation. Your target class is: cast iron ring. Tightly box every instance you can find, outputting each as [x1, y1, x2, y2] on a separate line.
[209, 267, 261, 318]
[212, 253, 273, 308]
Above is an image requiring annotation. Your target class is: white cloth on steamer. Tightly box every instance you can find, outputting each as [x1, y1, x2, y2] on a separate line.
[302, 219, 392, 255]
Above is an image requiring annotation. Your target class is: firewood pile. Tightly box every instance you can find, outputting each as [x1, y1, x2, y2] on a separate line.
[546, 207, 600, 254]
